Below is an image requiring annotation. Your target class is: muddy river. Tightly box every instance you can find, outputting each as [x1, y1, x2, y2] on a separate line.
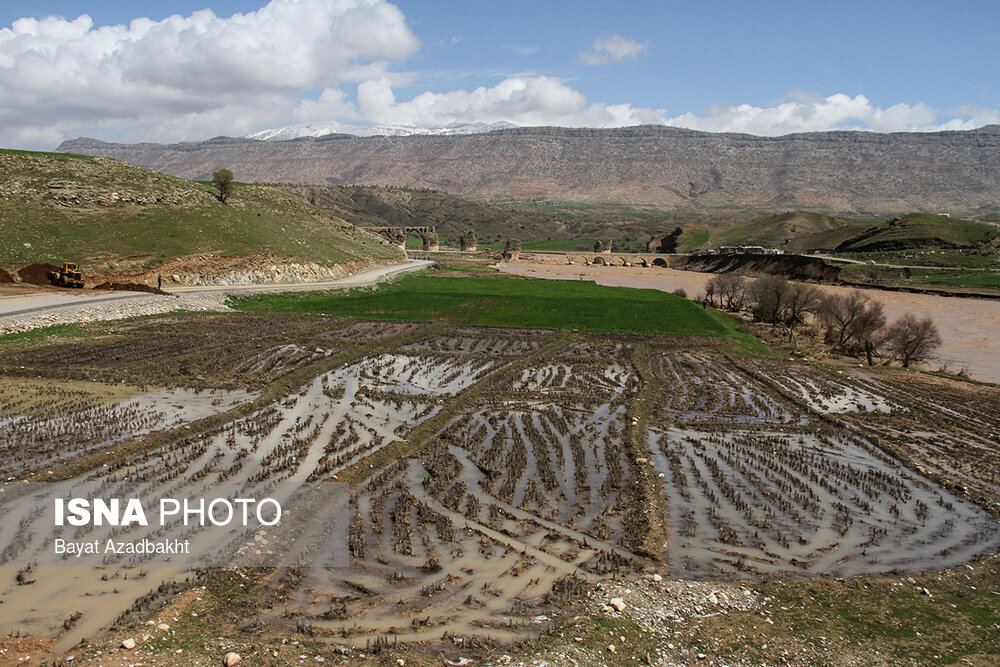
[502, 259, 1000, 384]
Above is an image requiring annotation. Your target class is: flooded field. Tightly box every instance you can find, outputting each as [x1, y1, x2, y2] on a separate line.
[502, 260, 1000, 384]
[0, 314, 998, 654]
[648, 427, 997, 578]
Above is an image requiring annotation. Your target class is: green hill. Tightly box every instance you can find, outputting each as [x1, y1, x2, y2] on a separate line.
[704, 211, 878, 253]
[835, 213, 999, 252]
[0, 149, 402, 278]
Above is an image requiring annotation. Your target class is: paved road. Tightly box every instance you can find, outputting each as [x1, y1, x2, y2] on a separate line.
[0, 260, 432, 319]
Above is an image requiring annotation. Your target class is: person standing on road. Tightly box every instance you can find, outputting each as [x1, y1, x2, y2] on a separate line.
[157, 274, 162, 290]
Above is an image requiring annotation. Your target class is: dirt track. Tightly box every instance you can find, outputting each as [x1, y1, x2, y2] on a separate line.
[0, 260, 432, 325]
[502, 259, 1000, 384]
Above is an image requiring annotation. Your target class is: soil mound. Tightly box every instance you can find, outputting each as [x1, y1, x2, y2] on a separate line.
[17, 263, 60, 285]
[684, 254, 840, 282]
[92, 281, 169, 295]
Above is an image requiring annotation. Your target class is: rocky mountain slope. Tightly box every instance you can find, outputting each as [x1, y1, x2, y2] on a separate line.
[0, 149, 403, 282]
[278, 184, 566, 243]
[59, 125, 1000, 218]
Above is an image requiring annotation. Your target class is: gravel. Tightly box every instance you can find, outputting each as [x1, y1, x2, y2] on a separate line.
[0, 292, 230, 334]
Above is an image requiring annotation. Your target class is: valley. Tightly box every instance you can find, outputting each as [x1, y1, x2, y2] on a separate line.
[0, 270, 998, 665]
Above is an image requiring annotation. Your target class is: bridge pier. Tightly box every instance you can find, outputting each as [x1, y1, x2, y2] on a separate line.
[358, 225, 438, 254]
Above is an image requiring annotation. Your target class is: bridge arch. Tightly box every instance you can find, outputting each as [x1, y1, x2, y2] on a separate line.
[358, 226, 436, 252]
[592, 256, 608, 266]
[637, 257, 650, 267]
[652, 257, 669, 267]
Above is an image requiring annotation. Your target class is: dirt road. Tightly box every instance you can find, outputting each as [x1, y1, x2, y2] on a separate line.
[0, 260, 432, 318]
[0, 260, 433, 334]
[503, 259, 1000, 384]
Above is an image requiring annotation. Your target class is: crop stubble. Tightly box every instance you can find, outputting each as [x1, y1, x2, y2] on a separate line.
[0, 315, 997, 651]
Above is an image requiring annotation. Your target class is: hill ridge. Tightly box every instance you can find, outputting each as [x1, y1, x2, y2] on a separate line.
[58, 125, 1000, 219]
[0, 149, 403, 280]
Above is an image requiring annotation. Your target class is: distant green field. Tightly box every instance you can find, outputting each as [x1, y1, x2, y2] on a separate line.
[230, 272, 766, 350]
[839, 263, 1000, 294]
[905, 269, 1000, 290]
[838, 249, 999, 269]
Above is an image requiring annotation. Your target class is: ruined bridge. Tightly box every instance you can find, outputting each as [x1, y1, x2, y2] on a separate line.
[359, 226, 439, 251]
[564, 253, 688, 268]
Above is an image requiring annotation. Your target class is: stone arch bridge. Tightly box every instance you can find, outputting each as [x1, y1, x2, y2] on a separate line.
[360, 226, 439, 251]
[566, 253, 687, 268]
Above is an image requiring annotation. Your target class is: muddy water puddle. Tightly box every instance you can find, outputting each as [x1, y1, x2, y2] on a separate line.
[2, 327, 999, 651]
[647, 427, 1000, 578]
[747, 359, 896, 415]
[0, 385, 255, 476]
[651, 352, 807, 424]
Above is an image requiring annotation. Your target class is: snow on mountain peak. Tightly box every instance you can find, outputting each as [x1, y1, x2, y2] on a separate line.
[247, 121, 518, 141]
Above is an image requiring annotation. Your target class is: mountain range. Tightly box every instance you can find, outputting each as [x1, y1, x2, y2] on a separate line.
[58, 125, 1000, 218]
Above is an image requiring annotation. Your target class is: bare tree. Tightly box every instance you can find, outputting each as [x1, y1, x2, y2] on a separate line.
[817, 291, 870, 348]
[213, 168, 234, 203]
[707, 273, 746, 312]
[703, 280, 717, 308]
[747, 275, 788, 324]
[887, 314, 942, 368]
[779, 283, 821, 327]
[746, 276, 820, 327]
[847, 300, 888, 365]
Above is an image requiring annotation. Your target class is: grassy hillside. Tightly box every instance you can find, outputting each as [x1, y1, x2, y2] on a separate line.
[0, 149, 402, 275]
[283, 184, 744, 248]
[280, 184, 564, 245]
[835, 213, 999, 252]
[703, 211, 878, 252]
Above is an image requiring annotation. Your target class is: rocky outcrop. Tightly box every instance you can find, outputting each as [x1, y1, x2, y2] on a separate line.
[127, 255, 382, 287]
[46, 179, 192, 207]
[59, 125, 1000, 217]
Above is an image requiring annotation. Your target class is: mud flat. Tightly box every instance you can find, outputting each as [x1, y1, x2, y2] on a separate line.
[502, 260, 1000, 383]
[1, 313, 999, 661]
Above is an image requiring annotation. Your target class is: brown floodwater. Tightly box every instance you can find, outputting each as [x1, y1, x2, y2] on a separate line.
[501, 259, 1000, 384]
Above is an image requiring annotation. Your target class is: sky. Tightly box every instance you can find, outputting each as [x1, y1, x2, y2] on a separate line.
[1, 0, 998, 149]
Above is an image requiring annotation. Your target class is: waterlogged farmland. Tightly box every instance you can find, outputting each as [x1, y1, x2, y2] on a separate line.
[0, 282, 998, 654]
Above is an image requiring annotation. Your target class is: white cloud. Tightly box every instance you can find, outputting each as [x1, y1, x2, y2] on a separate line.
[578, 33, 648, 65]
[343, 78, 1000, 136]
[664, 92, 999, 135]
[1, 1, 997, 149]
[0, 0, 418, 147]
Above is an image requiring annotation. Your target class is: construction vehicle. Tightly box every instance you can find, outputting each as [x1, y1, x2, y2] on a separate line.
[47, 262, 84, 288]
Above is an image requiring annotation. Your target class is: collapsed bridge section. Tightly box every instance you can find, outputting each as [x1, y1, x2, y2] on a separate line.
[359, 226, 438, 251]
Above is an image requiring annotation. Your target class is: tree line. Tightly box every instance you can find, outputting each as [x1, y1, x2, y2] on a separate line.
[702, 273, 942, 369]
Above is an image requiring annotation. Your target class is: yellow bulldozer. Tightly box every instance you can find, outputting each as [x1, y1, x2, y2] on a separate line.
[47, 262, 85, 288]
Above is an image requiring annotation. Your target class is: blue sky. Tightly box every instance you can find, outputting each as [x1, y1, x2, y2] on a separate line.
[1, 0, 998, 148]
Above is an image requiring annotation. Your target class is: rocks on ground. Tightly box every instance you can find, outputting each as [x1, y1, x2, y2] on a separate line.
[0, 292, 230, 335]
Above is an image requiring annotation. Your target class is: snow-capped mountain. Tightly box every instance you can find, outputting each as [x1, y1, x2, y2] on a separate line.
[247, 120, 518, 141]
